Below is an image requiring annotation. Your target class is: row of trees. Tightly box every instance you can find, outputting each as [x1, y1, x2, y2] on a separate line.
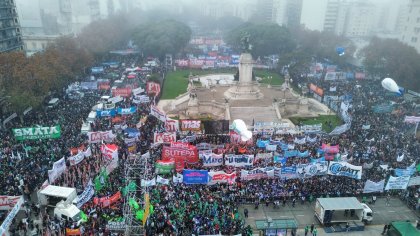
[0, 38, 93, 115]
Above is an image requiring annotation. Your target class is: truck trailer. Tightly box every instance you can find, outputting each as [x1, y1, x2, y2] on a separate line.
[315, 197, 373, 225]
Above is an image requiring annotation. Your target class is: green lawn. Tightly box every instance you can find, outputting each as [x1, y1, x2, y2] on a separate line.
[289, 115, 342, 133]
[254, 70, 284, 85]
[161, 69, 283, 99]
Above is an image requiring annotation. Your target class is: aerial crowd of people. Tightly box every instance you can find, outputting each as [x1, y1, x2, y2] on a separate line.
[0, 55, 418, 236]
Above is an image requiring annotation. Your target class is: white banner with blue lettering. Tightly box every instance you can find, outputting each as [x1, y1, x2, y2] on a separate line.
[296, 162, 328, 178]
[385, 176, 410, 190]
[327, 161, 362, 179]
[363, 179, 385, 193]
[200, 152, 223, 167]
[76, 180, 95, 208]
[225, 154, 254, 167]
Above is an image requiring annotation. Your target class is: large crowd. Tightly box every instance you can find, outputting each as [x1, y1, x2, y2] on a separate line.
[0, 56, 419, 236]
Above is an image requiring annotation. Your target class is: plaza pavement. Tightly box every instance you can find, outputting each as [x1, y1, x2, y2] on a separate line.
[238, 196, 419, 236]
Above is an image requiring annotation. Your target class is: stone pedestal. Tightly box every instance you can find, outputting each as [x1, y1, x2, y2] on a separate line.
[224, 53, 263, 100]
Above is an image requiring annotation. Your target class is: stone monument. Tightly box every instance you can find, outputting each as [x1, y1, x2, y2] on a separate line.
[224, 34, 263, 100]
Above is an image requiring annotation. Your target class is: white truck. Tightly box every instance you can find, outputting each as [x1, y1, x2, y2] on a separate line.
[315, 197, 373, 225]
[38, 185, 81, 223]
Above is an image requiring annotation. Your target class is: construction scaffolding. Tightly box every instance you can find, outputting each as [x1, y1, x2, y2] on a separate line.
[122, 152, 149, 236]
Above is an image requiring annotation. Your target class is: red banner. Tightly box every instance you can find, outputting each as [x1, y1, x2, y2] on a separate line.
[112, 88, 132, 97]
[180, 120, 201, 131]
[162, 145, 198, 171]
[153, 132, 176, 143]
[146, 81, 161, 96]
[93, 191, 121, 208]
[98, 81, 110, 90]
[322, 143, 340, 161]
[165, 118, 179, 132]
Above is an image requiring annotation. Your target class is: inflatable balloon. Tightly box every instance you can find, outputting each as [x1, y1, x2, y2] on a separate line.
[231, 119, 253, 142]
[336, 47, 345, 56]
[381, 78, 401, 94]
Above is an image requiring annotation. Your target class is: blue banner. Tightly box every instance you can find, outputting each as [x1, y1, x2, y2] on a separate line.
[183, 170, 209, 184]
[117, 107, 137, 115]
[91, 66, 104, 74]
[274, 156, 287, 164]
[80, 81, 98, 90]
[96, 109, 116, 118]
[395, 168, 415, 177]
[311, 157, 325, 163]
[298, 150, 309, 158]
[256, 139, 270, 148]
[124, 128, 140, 138]
[284, 150, 298, 158]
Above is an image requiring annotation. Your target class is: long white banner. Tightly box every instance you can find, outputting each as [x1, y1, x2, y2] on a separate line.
[153, 132, 176, 143]
[327, 161, 362, 180]
[0, 196, 23, 234]
[68, 147, 92, 166]
[200, 153, 223, 167]
[76, 180, 95, 208]
[48, 157, 67, 183]
[363, 179, 385, 193]
[241, 168, 274, 180]
[385, 176, 410, 190]
[224, 154, 254, 167]
[208, 171, 236, 185]
[150, 105, 166, 122]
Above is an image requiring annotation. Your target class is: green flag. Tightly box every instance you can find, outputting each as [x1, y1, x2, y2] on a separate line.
[94, 168, 108, 191]
[417, 164, 420, 172]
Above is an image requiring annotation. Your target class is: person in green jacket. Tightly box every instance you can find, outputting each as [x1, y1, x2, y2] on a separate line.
[312, 227, 318, 236]
[304, 225, 309, 236]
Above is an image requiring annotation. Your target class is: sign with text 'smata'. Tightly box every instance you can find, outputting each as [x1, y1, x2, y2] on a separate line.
[13, 125, 61, 141]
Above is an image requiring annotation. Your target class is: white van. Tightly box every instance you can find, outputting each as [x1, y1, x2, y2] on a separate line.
[54, 201, 81, 223]
[361, 203, 373, 223]
[47, 98, 59, 109]
[87, 111, 97, 124]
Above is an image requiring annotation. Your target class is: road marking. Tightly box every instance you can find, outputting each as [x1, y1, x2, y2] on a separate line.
[388, 211, 395, 212]
[296, 215, 305, 216]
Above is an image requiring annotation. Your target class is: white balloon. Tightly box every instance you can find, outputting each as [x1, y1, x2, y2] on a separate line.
[232, 119, 253, 141]
[381, 78, 400, 94]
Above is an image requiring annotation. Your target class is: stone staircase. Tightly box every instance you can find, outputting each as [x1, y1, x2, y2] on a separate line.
[229, 106, 280, 125]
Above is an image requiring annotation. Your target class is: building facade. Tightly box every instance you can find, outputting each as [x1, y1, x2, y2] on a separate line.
[258, 0, 303, 28]
[400, 0, 420, 53]
[0, 0, 23, 52]
[323, 0, 376, 38]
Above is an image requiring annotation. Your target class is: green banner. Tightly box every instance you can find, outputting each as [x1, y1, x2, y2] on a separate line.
[155, 162, 174, 174]
[12, 125, 61, 141]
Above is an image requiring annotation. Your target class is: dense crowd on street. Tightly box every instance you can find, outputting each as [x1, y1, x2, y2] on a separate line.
[0, 55, 419, 236]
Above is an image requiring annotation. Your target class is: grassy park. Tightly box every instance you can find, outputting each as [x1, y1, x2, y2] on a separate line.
[289, 115, 342, 133]
[161, 69, 283, 99]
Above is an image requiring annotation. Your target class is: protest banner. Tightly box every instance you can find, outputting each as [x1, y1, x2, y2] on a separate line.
[150, 105, 166, 122]
[254, 153, 273, 162]
[155, 160, 175, 174]
[93, 191, 121, 208]
[385, 176, 410, 190]
[241, 168, 274, 180]
[225, 154, 254, 167]
[101, 144, 118, 161]
[153, 132, 176, 144]
[48, 157, 66, 183]
[328, 162, 362, 179]
[180, 120, 201, 131]
[117, 107, 137, 115]
[112, 87, 132, 97]
[146, 81, 161, 96]
[278, 166, 298, 179]
[183, 170, 209, 184]
[162, 145, 199, 171]
[0, 196, 22, 210]
[363, 179, 385, 193]
[96, 109, 116, 118]
[107, 221, 126, 231]
[13, 125, 61, 141]
[0, 196, 23, 235]
[165, 118, 179, 132]
[201, 153, 223, 167]
[76, 180, 95, 208]
[208, 171, 236, 185]
[296, 162, 328, 178]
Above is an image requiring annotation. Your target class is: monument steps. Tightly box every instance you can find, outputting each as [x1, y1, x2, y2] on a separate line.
[229, 106, 280, 125]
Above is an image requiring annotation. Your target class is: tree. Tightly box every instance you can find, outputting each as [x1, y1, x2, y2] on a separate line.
[132, 20, 191, 60]
[78, 14, 131, 57]
[225, 23, 295, 58]
[359, 37, 420, 91]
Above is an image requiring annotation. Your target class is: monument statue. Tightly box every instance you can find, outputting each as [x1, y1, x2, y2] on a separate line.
[241, 33, 252, 53]
[224, 33, 263, 100]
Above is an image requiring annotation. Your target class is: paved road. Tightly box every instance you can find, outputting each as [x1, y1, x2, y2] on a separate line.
[238, 196, 419, 235]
